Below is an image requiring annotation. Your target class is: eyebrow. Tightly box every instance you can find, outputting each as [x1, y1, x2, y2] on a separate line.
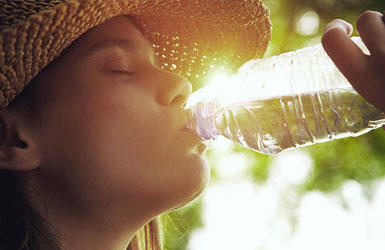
[80, 38, 159, 66]
[80, 39, 137, 57]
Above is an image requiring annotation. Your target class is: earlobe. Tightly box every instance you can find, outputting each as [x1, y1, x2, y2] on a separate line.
[0, 116, 41, 172]
[0, 146, 41, 171]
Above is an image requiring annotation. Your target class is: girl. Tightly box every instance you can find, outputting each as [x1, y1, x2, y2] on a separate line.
[0, 1, 384, 250]
[0, 1, 271, 249]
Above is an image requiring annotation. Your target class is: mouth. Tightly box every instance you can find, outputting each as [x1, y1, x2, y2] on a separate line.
[180, 109, 208, 154]
[182, 125, 199, 137]
[181, 127, 208, 155]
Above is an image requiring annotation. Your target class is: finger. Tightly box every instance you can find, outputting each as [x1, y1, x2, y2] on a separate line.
[324, 19, 354, 36]
[356, 11, 385, 55]
[322, 19, 368, 89]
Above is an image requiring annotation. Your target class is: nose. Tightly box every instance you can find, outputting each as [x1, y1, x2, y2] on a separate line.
[154, 69, 192, 107]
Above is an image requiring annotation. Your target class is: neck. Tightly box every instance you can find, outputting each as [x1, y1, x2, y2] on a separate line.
[45, 196, 159, 250]
[52, 208, 140, 250]
[23, 172, 158, 250]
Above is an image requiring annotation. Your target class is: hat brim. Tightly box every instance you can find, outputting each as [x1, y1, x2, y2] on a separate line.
[0, 0, 271, 111]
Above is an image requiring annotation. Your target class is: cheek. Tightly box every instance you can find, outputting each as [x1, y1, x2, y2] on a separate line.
[37, 88, 164, 193]
[76, 98, 208, 208]
[36, 84, 209, 211]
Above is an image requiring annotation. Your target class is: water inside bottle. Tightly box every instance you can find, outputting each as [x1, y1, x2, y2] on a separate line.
[214, 87, 385, 155]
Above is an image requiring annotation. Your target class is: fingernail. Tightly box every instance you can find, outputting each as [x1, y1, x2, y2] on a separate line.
[324, 19, 353, 36]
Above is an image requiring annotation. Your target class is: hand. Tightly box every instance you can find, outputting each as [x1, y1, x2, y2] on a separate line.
[321, 11, 385, 113]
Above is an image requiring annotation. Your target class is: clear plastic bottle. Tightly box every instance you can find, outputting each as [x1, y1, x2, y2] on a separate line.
[186, 37, 385, 155]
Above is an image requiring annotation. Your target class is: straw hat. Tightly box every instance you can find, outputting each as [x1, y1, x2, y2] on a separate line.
[0, 0, 271, 113]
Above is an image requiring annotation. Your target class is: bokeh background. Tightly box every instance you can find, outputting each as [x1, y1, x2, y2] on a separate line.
[163, 0, 385, 249]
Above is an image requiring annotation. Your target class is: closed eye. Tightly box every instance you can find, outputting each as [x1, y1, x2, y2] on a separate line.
[110, 69, 135, 75]
[104, 58, 134, 75]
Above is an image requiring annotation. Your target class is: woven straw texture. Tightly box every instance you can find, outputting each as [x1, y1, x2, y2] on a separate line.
[0, 0, 271, 113]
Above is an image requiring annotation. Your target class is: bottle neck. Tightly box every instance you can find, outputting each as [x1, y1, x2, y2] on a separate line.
[187, 101, 220, 140]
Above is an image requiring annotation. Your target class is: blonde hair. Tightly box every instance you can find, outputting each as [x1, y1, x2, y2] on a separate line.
[128, 217, 163, 250]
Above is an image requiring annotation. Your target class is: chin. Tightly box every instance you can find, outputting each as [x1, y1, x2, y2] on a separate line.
[171, 155, 210, 210]
[145, 153, 210, 214]
[168, 185, 208, 212]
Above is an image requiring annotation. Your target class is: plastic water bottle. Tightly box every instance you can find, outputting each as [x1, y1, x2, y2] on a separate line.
[186, 37, 385, 155]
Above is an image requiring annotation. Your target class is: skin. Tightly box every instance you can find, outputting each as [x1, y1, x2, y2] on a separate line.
[322, 11, 385, 113]
[0, 15, 210, 250]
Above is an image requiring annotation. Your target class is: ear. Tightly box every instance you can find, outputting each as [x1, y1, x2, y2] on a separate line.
[0, 115, 41, 171]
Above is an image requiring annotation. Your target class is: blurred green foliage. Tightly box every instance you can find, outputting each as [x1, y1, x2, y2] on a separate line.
[164, 1, 385, 249]
[163, 200, 203, 250]
[265, 0, 385, 56]
[303, 129, 385, 196]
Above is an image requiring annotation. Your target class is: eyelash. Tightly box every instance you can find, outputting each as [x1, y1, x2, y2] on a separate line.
[111, 69, 134, 75]
[104, 57, 134, 75]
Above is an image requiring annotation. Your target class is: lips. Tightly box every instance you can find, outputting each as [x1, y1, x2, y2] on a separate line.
[180, 110, 208, 154]
[181, 126, 208, 155]
[182, 126, 202, 141]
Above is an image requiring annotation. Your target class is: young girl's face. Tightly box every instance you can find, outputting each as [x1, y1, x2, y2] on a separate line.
[25, 15, 209, 219]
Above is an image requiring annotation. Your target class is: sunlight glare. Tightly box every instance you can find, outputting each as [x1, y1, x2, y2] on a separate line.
[295, 11, 320, 36]
[268, 150, 313, 186]
[186, 71, 233, 108]
[216, 152, 251, 180]
[187, 68, 292, 109]
[189, 178, 385, 250]
[188, 181, 278, 250]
